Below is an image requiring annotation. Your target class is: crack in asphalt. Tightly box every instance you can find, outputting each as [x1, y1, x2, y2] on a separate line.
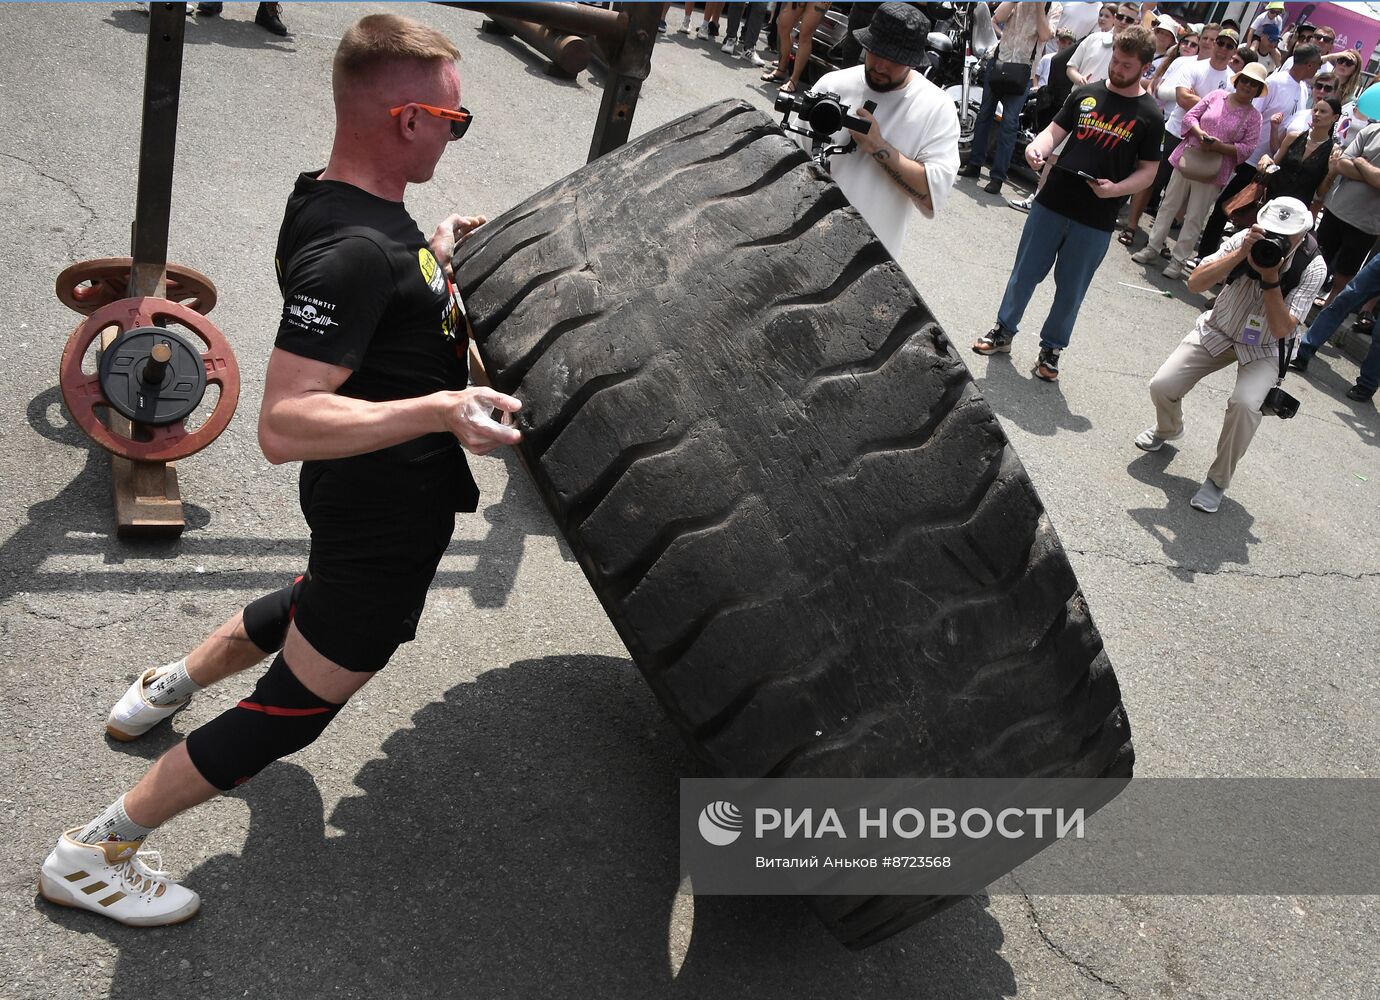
[1070, 546, 1380, 583]
[21, 597, 162, 630]
[1016, 886, 1132, 998]
[0, 149, 99, 257]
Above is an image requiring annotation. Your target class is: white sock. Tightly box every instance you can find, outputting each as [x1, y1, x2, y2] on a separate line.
[76, 794, 156, 845]
[144, 657, 201, 707]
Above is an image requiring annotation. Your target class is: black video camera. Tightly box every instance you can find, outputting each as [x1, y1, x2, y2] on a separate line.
[775, 89, 873, 141]
[776, 90, 876, 170]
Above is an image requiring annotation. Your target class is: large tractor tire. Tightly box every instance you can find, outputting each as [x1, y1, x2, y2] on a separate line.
[453, 100, 1133, 949]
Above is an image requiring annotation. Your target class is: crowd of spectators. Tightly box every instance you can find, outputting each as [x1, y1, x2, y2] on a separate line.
[657, 1, 1379, 512]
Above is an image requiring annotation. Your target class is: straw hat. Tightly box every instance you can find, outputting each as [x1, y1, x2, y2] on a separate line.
[1231, 62, 1270, 96]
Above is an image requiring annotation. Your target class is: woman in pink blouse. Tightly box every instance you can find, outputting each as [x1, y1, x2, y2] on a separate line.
[1133, 63, 1266, 279]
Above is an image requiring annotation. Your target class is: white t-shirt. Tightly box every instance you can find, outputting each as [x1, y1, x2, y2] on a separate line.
[1035, 51, 1054, 90]
[1251, 68, 1311, 161]
[1069, 30, 1113, 84]
[1164, 60, 1231, 138]
[804, 66, 960, 257]
[1250, 11, 1283, 36]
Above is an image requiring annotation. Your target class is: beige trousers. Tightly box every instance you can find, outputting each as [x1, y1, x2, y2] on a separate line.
[1147, 168, 1223, 264]
[1149, 331, 1280, 489]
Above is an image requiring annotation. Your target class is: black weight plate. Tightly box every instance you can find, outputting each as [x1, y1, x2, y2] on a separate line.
[97, 327, 207, 426]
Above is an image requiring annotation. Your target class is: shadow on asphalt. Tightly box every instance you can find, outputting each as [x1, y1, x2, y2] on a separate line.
[970, 355, 1094, 437]
[11, 386, 565, 611]
[102, 7, 296, 50]
[1123, 451, 1260, 581]
[42, 654, 1019, 999]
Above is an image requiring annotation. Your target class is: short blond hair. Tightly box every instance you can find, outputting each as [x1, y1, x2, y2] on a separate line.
[333, 13, 459, 91]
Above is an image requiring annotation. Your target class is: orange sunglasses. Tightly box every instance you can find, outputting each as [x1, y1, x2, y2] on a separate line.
[389, 103, 473, 140]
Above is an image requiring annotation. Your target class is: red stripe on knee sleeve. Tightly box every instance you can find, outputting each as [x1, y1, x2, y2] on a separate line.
[237, 700, 333, 717]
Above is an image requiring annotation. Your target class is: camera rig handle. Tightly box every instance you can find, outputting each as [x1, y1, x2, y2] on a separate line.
[823, 99, 879, 162]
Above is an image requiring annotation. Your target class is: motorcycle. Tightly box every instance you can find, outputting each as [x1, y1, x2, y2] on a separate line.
[922, 2, 1038, 160]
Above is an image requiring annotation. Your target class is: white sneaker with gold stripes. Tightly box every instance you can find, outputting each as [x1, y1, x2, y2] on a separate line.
[39, 828, 200, 926]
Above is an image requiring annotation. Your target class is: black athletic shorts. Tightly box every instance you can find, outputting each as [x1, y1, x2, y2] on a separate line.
[1317, 210, 1377, 278]
[291, 449, 470, 672]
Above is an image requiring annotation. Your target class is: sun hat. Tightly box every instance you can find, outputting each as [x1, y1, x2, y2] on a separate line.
[854, 2, 929, 67]
[1154, 15, 1180, 36]
[1257, 197, 1313, 237]
[1231, 62, 1270, 95]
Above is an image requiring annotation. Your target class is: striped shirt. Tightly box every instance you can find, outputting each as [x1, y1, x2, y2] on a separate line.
[1196, 231, 1327, 365]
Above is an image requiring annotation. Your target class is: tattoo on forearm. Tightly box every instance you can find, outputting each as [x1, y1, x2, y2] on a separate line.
[871, 148, 932, 208]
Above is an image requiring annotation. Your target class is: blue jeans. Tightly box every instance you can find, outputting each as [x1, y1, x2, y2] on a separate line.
[996, 201, 1112, 351]
[967, 66, 1030, 182]
[1300, 252, 1380, 390]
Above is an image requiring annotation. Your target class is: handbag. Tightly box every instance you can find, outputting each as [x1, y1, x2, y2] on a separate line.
[988, 32, 1040, 97]
[1179, 143, 1225, 183]
[1223, 179, 1265, 228]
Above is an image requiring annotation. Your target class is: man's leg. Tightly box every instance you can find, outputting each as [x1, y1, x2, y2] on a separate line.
[994, 203, 1065, 337]
[1298, 253, 1380, 359]
[107, 576, 308, 741]
[125, 623, 370, 827]
[1206, 355, 1278, 491]
[963, 71, 1003, 172]
[43, 625, 366, 927]
[1147, 331, 1233, 441]
[988, 88, 1030, 185]
[1037, 217, 1112, 352]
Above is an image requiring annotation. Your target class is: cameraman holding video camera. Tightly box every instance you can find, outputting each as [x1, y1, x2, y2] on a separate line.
[793, 2, 959, 257]
[1135, 197, 1325, 513]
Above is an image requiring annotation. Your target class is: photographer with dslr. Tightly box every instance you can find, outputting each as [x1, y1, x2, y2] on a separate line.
[1135, 197, 1324, 513]
[792, 2, 959, 257]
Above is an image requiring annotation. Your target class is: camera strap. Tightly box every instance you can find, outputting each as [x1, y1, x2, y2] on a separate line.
[1276, 336, 1291, 387]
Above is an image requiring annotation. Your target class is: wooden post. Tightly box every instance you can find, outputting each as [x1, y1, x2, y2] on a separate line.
[112, 1, 188, 537]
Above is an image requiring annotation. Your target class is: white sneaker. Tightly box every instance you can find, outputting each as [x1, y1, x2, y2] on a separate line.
[748, 49, 769, 66]
[1131, 246, 1160, 265]
[106, 668, 190, 741]
[679, 17, 691, 33]
[721, 37, 736, 53]
[1162, 260, 1185, 280]
[40, 828, 200, 927]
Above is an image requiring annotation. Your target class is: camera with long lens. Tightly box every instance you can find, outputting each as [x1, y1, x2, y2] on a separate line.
[776, 89, 876, 169]
[1250, 234, 1291, 270]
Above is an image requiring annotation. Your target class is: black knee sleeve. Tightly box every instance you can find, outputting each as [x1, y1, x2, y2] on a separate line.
[241, 575, 308, 653]
[185, 653, 342, 791]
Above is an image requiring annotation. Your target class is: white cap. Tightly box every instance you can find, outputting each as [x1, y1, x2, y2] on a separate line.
[1257, 197, 1313, 236]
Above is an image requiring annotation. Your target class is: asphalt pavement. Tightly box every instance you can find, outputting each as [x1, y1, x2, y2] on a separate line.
[0, 4, 1376, 999]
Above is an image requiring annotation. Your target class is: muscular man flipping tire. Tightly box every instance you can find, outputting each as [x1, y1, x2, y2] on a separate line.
[38, 13, 521, 926]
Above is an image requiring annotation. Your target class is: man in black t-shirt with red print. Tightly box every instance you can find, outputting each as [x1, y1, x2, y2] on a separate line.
[973, 26, 1164, 382]
[40, 14, 524, 926]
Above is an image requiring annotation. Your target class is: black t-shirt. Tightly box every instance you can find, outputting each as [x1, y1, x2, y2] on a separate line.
[274, 171, 478, 508]
[1044, 44, 1078, 113]
[1037, 83, 1164, 231]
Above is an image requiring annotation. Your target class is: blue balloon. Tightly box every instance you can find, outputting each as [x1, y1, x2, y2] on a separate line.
[1356, 83, 1380, 122]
